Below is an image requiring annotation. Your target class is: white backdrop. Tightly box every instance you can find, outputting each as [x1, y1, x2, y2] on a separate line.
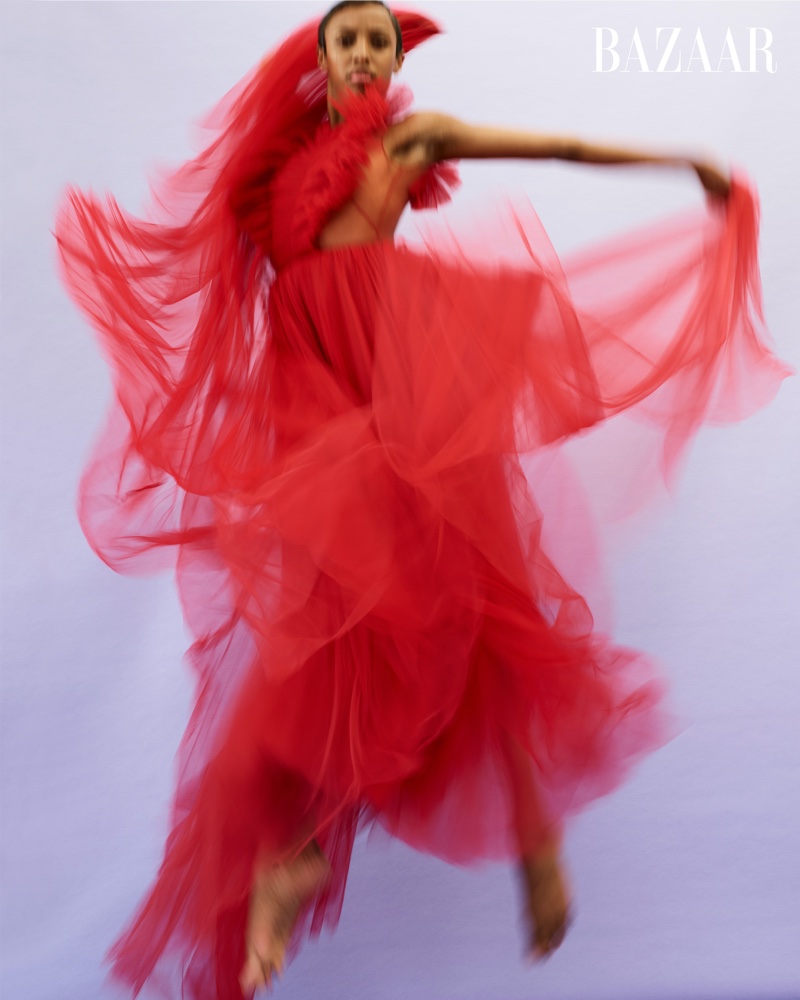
[2, 3, 799, 999]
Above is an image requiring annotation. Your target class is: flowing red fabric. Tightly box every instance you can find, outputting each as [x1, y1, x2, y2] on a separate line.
[55, 10, 789, 1000]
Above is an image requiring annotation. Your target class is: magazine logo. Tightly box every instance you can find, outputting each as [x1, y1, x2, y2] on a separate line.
[594, 27, 777, 73]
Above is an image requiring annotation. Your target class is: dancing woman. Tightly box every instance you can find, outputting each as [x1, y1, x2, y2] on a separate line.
[56, 3, 787, 997]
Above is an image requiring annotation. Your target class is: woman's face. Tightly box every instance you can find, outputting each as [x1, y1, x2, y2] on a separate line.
[318, 4, 403, 101]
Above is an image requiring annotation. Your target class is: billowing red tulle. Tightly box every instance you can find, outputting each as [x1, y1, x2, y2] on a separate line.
[55, 12, 789, 1000]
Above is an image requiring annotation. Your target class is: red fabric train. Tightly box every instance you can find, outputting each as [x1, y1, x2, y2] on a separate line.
[55, 10, 788, 999]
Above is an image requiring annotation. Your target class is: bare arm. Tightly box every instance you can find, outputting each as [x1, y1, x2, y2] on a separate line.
[400, 112, 730, 199]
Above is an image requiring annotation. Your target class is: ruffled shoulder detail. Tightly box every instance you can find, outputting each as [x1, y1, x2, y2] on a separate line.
[268, 85, 413, 266]
[408, 160, 461, 211]
[305, 86, 398, 230]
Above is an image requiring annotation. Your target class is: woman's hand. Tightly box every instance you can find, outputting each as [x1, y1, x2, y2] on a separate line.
[692, 159, 731, 200]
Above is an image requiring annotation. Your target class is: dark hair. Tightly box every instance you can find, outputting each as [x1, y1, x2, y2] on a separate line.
[318, 1, 403, 57]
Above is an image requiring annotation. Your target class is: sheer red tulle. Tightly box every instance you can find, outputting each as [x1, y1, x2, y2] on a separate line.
[55, 11, 789, 1000]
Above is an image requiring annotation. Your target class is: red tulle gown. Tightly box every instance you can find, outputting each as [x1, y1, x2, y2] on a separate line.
[55, 12, 788, 1000]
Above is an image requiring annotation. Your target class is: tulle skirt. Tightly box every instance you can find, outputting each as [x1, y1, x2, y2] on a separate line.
[62, 183, 787, 998]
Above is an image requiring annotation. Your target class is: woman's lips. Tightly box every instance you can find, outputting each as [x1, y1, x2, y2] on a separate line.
[349, 72, 373, 85]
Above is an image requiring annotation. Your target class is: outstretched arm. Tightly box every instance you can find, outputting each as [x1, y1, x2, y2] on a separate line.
[400, 112, 730, 199]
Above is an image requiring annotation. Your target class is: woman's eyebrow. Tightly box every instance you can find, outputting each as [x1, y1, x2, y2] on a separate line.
[334, 21, 391, 35]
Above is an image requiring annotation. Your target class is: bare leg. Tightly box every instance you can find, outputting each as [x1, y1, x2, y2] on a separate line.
[239, 840, 331, 994]
[519, 836, 572, 960]
[501, 734, 573, 960]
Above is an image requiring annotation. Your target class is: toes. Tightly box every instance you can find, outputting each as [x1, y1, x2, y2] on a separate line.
[240, 950, 277, 995]
[548, 911, 571, 949]
[239, 953, 263, 994]
[529, 911, 572, 961]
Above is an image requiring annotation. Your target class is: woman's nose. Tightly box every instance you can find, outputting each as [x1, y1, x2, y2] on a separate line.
[352, 35, 370, 63]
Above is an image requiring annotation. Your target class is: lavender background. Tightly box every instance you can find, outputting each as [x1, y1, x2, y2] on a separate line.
[2, 2, 799, 999]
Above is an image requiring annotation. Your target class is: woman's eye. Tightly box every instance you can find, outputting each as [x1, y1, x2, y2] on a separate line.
[335, 32, 389, 50]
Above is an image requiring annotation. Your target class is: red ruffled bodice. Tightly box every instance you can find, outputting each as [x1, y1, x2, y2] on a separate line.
[262, 85, 459, 268]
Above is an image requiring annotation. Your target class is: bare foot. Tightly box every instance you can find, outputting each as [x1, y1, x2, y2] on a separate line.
[519, 843, 572, 961]
[240, 842, 331, 995]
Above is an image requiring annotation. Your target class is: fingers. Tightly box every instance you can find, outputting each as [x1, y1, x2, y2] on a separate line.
[694, 161, 731, 200]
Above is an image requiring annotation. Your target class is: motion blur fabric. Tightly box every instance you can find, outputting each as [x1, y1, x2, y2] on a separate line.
[55, 13, 788, 1000]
